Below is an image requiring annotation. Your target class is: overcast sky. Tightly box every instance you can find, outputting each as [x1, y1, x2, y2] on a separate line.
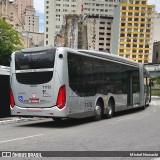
[33, 0, 160, 33]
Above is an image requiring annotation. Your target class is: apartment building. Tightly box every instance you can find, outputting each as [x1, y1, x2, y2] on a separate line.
[86, 15, 113, 52]
[0, 0, 23, 32]
[111, 0, 155, 64]
[152, 41, 160, 63]
[14, 0, 33, 23]
[44, 0, 118, 47]
[153, 13, 160, 42]
[24, 5, 39, 32]
[76, 0, 119, 16]
[44, 0, 77, 46]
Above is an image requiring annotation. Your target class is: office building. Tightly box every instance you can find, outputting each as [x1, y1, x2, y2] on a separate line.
[44, 0, 119, 46]
[111, 0, 155, 63]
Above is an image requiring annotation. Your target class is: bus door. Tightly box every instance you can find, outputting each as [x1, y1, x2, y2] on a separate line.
[127, 71, 133, 107]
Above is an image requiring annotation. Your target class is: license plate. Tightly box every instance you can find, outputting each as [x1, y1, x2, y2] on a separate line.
[29, 98, 40, 103]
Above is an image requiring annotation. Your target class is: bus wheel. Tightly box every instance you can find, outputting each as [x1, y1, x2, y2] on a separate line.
[52, 117, 62, 121]
[105, 100, 114, 119]
[94, 102, 103, 121]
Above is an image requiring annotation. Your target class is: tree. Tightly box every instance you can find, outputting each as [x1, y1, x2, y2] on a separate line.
[155, 76, 160, 84]
[0, 18, 22, 66]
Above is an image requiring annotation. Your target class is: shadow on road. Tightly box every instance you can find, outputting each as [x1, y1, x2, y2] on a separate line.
[17, 107, 148, 128]
[17, 117, 95, 128]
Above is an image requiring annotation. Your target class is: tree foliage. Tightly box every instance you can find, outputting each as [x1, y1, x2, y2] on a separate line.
[0, 18, 22, 66]
[152, 76, 160, 84]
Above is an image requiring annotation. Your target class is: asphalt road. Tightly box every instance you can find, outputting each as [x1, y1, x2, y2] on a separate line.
[0, 97, 160, 160]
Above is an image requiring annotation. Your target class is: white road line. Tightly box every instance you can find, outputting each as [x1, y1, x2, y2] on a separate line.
[0, 134, 43, 144]
[151, 102, 157, 106]
[116, 117, 133, 122]
[154, 102, 157, 106]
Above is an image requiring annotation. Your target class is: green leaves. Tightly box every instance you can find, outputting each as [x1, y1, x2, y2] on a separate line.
[0, 18, 22, 66]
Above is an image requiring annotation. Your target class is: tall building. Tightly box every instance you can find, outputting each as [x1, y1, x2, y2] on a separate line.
[152, 41, 160, 63]
[0, 0, 23, 32]
[24, 5, 39, 32]
[111, 0, 155, 64]
[76, 0, 119, 16]
[14, 0, 33, 23]
[44, 0, 77, 46]
[44, 0, 119, 46]
[153, 13, 160, 42]
[85, 15, 113, 52]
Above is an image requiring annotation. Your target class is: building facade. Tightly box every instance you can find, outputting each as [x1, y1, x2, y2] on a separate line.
[152, 41, 160, 63]
[44, 0, 77, 46]
[44, 0, 119, 46]
[0, 0, 23, 32]
[76, 0, 119, 17]
[14, 0, 33, 23]
[111, 0, 155, 64]
[153, 13, 160, 42]
[24, 5, 39, 32]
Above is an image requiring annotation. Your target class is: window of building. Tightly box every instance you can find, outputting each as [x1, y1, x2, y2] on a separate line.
[128, 18, 132, 21]
[128, 12, 132, 16]
[142, 1, 146, 4]
[135, 7, 139, 10]
[100, 22, 105, 24]
[145, 44, 149, 48]
[126, 44, 130, 47]
[99, 32, 104, 35]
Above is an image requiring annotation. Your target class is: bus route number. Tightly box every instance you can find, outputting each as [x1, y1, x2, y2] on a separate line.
[85, 102, 92, 108]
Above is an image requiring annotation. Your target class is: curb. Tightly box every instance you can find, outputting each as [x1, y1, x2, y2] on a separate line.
[0, 117, 45, 125]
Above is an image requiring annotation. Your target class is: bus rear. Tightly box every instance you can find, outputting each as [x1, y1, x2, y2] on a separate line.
[10, 47, 68, 118]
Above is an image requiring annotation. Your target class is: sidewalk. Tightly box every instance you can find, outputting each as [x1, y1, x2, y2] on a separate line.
[0, 116, 44, 124]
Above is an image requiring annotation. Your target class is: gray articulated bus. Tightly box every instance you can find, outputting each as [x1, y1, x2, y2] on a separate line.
[10, 47, 151, 121]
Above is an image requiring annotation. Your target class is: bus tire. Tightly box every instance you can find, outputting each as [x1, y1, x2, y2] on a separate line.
[93, 101, 103, 121]
[52, 117, 62, 121]
[105, 100, 114, 119]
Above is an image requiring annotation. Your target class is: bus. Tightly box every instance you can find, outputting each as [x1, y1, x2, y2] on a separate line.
[10, 47, 151, 121]
[0, 66, 10, 117]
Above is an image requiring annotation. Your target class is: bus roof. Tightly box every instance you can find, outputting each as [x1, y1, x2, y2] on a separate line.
[78, 49, 142, 68]
[21, 46, 57, 53]
[16, 46, 142, 68]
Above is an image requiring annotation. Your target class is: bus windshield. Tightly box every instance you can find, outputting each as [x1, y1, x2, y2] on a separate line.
[15, 48, 56, 70]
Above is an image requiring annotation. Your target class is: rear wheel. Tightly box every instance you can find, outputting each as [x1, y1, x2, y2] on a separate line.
[93, 102, 103, 121]
[104, 100, 114, 119]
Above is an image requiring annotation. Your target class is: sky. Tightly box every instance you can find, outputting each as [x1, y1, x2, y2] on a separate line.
[33, 0, 160, 33]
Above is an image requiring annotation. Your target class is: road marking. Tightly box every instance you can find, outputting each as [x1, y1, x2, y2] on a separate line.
[116, 117, 133, 122]
[0, 134, 43, 144]
[154, 102, 157, 106]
